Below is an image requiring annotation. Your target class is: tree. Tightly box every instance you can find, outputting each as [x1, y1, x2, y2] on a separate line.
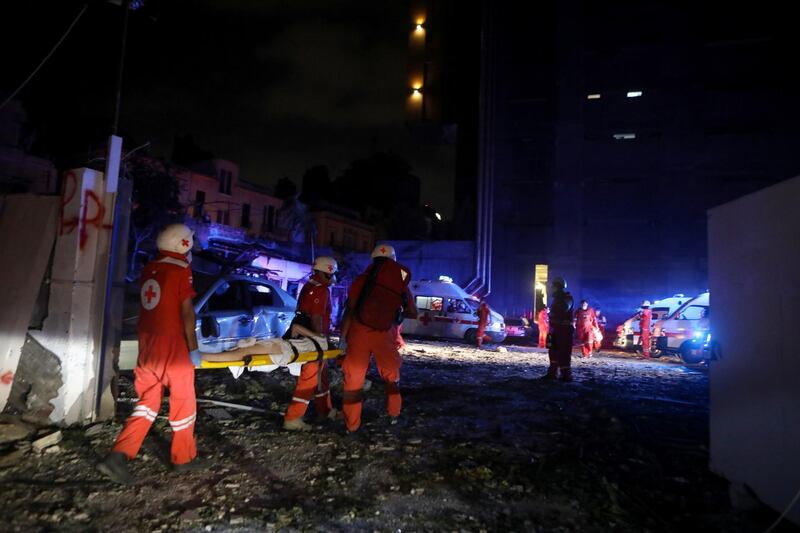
[123, 156, 183, 280]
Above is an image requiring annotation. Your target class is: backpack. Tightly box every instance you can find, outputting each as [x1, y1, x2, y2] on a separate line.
[353, 258, 411, 331]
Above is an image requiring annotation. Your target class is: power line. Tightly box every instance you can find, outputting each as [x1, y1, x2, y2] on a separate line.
[0, 4, 88, 113]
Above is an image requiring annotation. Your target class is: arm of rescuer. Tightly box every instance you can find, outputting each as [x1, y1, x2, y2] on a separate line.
[182, 298, 201, 366]
[402, 287, 418, 319]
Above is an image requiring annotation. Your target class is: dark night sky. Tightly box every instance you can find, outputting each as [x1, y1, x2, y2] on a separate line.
[2, 0, 457, 216]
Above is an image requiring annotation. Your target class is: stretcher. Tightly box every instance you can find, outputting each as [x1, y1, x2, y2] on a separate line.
[197, 334, 342, 377]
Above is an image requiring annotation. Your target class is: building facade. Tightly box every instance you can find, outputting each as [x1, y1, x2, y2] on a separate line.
[480, 0, 800, 325]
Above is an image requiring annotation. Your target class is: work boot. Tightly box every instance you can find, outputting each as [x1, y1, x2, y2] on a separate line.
[558, 367, 573, 382]
[318, 408, 342, 423]
[283, 418, 313, 431]
[97, 452, 134, 485]
[539, 364, 558, 380]
[172, 456, 210, 473]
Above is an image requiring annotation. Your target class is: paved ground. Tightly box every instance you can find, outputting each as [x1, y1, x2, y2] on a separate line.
[1, 339, 797, 532]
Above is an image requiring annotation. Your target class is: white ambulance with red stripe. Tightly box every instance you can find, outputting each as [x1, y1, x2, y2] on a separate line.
[402, 277, 507, 343]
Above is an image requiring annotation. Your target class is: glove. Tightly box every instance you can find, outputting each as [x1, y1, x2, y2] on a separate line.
[189, 349, 203, 367]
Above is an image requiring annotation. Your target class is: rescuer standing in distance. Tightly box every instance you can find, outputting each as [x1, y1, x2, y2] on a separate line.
[574, 299, 599, 358]
[476, 298, 492, 348]
[283, 256, 339, 431]
[98, 224, 204, 484]
[638, 300, 653, 359]
[537, 306, 550, 349]
[340, 244, 417, 433]
[541, 277, 575, 381]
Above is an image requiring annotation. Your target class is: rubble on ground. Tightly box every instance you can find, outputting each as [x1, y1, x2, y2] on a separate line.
[0, 340, 794, 532]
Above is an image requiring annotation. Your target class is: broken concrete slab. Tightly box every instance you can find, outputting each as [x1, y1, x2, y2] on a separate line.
[32, 430, 62, 452]
[0, 448, 27, 469]
[0, 422, 33, 444]
[84, 424, 105, 437]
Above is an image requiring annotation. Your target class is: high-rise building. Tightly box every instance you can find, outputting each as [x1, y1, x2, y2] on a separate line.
[479, 1, 800, 323]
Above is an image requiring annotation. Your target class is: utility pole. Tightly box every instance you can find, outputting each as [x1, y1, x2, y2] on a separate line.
[96, 0, 132, 418]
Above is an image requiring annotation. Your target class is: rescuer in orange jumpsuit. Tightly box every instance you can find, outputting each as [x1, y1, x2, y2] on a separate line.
[541, 277, 574, 381]
[283, 256, 338, 431]
[574, 300, 599, 358]
[340, 244, 417, 433]
[594, 307, 607, 349]
[537, 307, 550, 348]
[98, 224, 203, 484]
[476, 299, 491, 348]
[639, 300, 653, 358]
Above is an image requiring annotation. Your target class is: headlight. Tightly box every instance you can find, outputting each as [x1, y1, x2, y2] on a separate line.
[693, 331, 703, 338]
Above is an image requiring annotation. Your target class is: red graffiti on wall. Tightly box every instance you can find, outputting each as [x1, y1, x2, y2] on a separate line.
[60, 171, 112, 250]
[0, 370, 13, 385]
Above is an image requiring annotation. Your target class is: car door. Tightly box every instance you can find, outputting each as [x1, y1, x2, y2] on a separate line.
[246, 280, 295, 339]
[195, 280, 255, 353]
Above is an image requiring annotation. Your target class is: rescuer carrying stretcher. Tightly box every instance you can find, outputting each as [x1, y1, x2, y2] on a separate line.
[98, 224, 206, 484]
[340, 244, 417, 433]
[283, 256, 339, 431]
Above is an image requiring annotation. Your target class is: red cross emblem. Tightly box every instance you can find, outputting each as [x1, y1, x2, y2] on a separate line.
[419, 313, 432, 326]
[141, 279, 161, 310]
[380, 247, 386, 254]
[181, 239, 190, 247]
[145, 286, 157, 303]
[327, 265, 333, 272]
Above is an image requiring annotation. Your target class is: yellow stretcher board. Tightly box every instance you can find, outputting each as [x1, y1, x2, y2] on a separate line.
[199, 349, 342, 369]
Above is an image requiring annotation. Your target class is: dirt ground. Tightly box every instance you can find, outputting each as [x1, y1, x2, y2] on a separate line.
[1, 339, 797, 532]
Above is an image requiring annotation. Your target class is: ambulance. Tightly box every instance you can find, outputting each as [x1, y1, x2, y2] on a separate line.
[613, 294, 689, 350]
[401, 277, 507, 343]
[651, 291, 710, 363]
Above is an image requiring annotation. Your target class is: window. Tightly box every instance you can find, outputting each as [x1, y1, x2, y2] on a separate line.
[415, 296, 443, 312]
[247, 283, 275, 307]
[194, 190, 205, 218]
[343, 228, 357, 249]
[241, 203, 251, 228]
[446, 298, 470, 314]
[677, 306, 708, 320]
[218, 170, 232, 195]
[626, 90, 643, 98]
[613, 133, 636, 140]
[586, 93, 601, 100]
[205, 281, 247, 312]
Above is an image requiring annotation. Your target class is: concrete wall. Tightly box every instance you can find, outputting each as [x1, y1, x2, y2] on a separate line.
[708, 175, 800, 525]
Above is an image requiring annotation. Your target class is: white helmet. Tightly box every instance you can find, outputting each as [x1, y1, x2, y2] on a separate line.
[156, 223, 194, 255]
[312, 256, 338, 275]
[551, 277, 567, 290]
[371, 244, 396, 261]
[641, 300, 651, 308]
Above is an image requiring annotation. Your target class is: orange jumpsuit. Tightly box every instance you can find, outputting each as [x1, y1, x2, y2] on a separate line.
[112, 252, 197, 465]
[477, 302, 491, 348]
[639, 308, 653, 358]
[394, 324, 406, 349]
[285, 275, 333, 421]
[342, 261, 412, 432]
[537, 309, 549, 348]
[574, 307, 599, 358]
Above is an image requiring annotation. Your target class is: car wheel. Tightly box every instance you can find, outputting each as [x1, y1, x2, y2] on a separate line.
[679, 342, 704, 364]
[464, 329, 477, 344]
